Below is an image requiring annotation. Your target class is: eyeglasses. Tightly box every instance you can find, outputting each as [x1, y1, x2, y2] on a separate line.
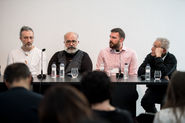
[153, 45, 165, 49]
[65, 40, 77, 44]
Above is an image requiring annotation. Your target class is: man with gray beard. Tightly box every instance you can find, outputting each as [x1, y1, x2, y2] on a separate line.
[47, 32, 92, 76]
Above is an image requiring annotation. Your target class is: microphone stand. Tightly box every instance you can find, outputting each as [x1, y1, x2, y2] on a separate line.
[37, 48, 46, 93]
[116, 50, 123, 79]
[37, 48, 46, 79]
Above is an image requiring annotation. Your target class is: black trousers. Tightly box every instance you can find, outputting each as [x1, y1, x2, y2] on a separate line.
[141, 85, 167, 113]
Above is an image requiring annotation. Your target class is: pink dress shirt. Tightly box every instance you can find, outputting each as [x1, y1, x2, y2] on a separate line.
[96, 46, 138, 75]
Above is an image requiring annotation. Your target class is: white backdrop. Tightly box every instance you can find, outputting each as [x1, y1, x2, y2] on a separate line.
[0, 0, 185, 73]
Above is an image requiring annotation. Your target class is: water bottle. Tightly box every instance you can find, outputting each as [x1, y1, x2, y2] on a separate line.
[51, 63, 56, 78]
[145, 64, 151, 81]
[100, 63, 104, 71]
[124, 63, 129, 80]
[59, 63, 65, 78]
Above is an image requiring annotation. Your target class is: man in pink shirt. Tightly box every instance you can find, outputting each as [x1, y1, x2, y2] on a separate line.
[96, 28, 138, 75]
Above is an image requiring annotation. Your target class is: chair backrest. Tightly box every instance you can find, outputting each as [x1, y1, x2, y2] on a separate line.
[136, 113, 155, 123]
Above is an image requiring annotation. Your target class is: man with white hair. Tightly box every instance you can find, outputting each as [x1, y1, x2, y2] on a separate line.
[138, 37, 177, 113]
[47, 32, 92, 76]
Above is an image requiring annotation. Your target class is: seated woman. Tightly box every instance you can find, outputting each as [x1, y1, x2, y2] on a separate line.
[81, 71, 134, 123]
[39, 86, 93, 123]
[154, 71, 185, 123]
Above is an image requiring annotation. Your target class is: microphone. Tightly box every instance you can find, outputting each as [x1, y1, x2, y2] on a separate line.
[37, 48, 46, 80]
[116, 51, 123, 79]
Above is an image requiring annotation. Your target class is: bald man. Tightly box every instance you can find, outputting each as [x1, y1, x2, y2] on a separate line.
[47, 32, 92, 76]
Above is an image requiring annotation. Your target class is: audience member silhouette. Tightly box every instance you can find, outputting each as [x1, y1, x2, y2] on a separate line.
[81, 71, 134, 123]
[154, 71, 185, 123]
[0, 63, 42, 123]
[39, 86, 94, 123]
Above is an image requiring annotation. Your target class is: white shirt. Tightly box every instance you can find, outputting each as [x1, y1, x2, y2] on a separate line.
[7, 47, 46, 76]
[154, 107, 185, 123]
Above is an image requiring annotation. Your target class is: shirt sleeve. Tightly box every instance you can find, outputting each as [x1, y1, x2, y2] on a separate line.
[138, 54, 151, 76]
[154, 54, 177, 77]
[47, 52, 58, 75]
[153, 112, 160, 123]
[129, 50, 138, 75]
[7, 51, 14, 65]
[96, 50, 104, 70]
[81, 52, 93, 74]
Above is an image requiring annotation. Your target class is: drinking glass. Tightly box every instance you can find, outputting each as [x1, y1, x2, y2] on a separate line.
[154, 70, 161, 81]
[71, 68, 79, 78]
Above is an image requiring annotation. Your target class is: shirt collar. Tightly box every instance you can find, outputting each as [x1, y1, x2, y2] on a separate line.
[162, 52, 168, 60]
[110, 45, 127, 53]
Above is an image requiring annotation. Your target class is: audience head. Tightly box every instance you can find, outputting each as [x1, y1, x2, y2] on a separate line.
[109, 28, 125, 50]
[3, 63, 32, 89]
[78, 118, 108, 123]
[81, 71, 111, 105]
[163, 71, 185, 109]
[39, 86, 92, 123]
[20, 26, 34, 51]
[64, 32, 79, 54]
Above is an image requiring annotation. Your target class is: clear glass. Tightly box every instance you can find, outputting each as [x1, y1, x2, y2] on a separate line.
[71, 68, 79, 78]
[154, 70, 161, 81]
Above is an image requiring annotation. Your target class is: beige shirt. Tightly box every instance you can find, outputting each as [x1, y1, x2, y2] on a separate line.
[7, 47, 46, 76]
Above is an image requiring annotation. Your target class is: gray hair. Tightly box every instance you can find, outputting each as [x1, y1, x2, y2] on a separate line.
[156, 37, 170, 51]
[64, 32, 79, 40]
[20, 26, 34, 37]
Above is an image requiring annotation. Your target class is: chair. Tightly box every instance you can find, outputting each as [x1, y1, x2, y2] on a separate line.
[136, 112, 155, 123]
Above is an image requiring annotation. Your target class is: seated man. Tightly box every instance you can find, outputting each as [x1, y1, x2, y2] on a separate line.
[138, 37, 177, 113]
[0, 63, 43, 123]
[96, 28, 138, 76]
[47, 32, 92, 76]
[7, 26, 46, 76]
[81, 71, 134, 123]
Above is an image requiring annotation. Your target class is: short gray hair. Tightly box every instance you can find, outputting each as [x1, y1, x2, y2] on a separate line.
[156, 37, 170, 51]
[20, 26, 34, 37]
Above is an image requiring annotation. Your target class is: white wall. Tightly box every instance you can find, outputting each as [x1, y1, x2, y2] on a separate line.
[0, 0, 185, 73]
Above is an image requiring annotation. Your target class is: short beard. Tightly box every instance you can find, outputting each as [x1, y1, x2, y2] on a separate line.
[109, 41, 120, 50]
[64, 46, 78, 54]
[22, 43, 33, 51]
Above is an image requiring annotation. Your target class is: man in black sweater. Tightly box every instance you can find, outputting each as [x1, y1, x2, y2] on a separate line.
[0, 63, 42, 123]
[138, 37, 177, 113]
[47, 32, 92, 76]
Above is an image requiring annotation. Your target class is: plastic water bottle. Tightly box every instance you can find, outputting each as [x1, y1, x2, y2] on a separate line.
[51, 63, 56, 78]
[145, 64, 151, 81]
[59, 63, 65, 78]
[100, 63, 104, 71]
[124, 63, 129, 80]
